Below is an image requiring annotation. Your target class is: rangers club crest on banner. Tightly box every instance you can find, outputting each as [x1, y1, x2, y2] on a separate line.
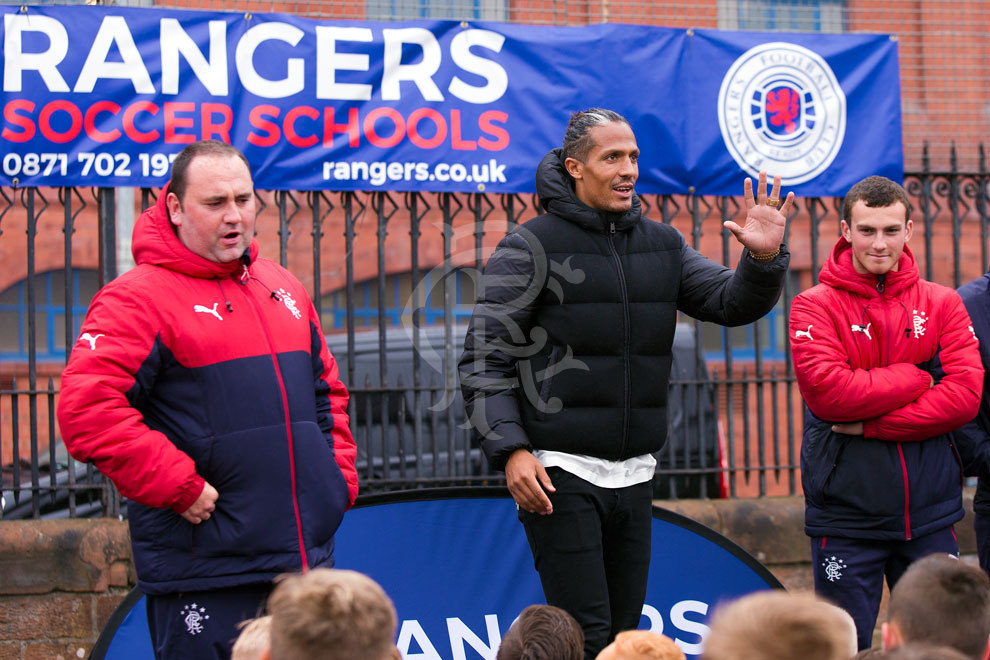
[717, 42, 847, 186]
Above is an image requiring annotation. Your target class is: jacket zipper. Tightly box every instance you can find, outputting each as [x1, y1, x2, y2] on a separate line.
[819, 440, 849, 510]
[877, 282, 913, 539]
[607, 221, 631, 457]
[240, 276, 309, 571]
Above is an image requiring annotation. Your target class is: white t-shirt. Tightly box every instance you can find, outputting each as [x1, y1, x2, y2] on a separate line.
[533, 449, 656, 489]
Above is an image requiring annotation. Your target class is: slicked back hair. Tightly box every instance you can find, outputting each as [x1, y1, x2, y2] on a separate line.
[561, 108, 630, 164]
[842, 175, 911, 225]
[887, 555, 990, 660]
[169, 140, 252, 204]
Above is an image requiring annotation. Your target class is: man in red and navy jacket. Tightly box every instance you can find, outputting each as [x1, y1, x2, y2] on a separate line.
[789, 175, 983, 651]
[57, 141, 357, 660]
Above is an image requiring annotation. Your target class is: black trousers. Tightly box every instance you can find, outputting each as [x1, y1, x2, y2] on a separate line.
[146, 582, 273, 660]
[975, 510, 990, 576]
[519, 467, 653, 660]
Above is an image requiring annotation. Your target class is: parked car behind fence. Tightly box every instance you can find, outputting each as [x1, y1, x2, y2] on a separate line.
[326, 322, 725, 499]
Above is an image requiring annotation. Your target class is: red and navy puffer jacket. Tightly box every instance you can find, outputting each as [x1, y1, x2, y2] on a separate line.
[57, 188, 357, 594]
[790, 239, 982, 540]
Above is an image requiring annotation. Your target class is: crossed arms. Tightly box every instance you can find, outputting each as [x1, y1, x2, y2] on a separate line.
[789, 291, 982, 441]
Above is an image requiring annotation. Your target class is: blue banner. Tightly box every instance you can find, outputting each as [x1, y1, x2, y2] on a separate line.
[0, 6, 901, 195]
[334, 492, 782, 659]
[90, 492, 781, 659]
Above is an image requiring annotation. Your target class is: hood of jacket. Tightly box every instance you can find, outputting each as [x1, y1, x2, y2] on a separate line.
[131, 182, 259, 279]
[534, 148, 642, 233]
[818, 236, 920, 299]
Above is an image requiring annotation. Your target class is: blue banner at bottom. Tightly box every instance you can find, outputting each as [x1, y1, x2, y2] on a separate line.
[91, 490, 781, 659]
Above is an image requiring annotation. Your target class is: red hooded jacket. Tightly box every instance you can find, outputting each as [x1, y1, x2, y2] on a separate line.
[790, 238, 982, 539]
[57, 188, 357, 593]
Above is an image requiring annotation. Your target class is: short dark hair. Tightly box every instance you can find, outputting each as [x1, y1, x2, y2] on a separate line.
[887, 555, 990, 659]
[496, 605, 583, 660]
[842, 175, 911, 224]
[883, 643, 972, 660]
[169, 140, 251, 203]
[562, 108, 630, 163]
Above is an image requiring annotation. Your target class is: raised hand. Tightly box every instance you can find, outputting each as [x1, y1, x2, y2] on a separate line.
[723, 171, 794, 257]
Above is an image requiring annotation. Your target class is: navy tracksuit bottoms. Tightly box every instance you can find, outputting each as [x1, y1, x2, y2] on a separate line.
[146, 582, 273, 660]
[810, 526, 958, 651]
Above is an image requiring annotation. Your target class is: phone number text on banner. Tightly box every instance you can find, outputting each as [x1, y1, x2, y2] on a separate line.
[0, 6, 902, 195]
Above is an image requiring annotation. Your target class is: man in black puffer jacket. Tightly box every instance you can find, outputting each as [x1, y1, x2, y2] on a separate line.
[458, 108, 791, 659]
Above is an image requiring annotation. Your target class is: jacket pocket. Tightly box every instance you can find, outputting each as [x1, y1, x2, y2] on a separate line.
[820, 442, 848, 508]
[948, 438, 965, 487]
[128, 500, 193, 553]
[823, 438, 905, 517]
[800, 413, 845, 508]
[290, 421, 350, 549]
[192, 425, 304, 558]
[906, 436, 964, 507]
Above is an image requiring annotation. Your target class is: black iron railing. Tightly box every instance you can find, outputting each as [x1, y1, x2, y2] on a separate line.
[2, 148, 989, 517]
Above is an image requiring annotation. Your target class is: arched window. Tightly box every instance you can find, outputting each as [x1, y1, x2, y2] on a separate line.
[0, 269, 99, 362]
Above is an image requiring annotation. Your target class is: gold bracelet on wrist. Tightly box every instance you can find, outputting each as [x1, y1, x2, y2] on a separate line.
[749, 247, 780, 263]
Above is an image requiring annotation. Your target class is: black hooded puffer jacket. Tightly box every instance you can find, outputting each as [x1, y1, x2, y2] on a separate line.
[459, 148, 788, 470]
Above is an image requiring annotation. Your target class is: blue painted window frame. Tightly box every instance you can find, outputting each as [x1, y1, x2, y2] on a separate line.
[328, 269, 475, 330]
[731, 0, 845, 33]
[0, 270, 96, 362]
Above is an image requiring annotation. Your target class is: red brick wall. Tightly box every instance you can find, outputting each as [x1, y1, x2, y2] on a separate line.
[0, 520, 135, 660]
